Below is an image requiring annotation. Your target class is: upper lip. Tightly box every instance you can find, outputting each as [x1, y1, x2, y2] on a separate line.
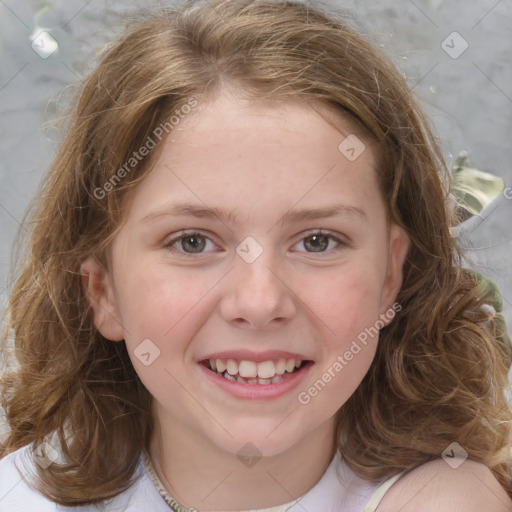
[199, 349, 312, 362]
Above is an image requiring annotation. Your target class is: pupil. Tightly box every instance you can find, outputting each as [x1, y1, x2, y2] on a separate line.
[183, 234, 205, 253]
[305, 234, 328, 252]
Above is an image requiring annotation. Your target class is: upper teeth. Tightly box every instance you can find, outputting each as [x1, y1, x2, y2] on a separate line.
[208, 358, 302, 379]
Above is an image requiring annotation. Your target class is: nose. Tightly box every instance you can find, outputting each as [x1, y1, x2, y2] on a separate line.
[219, 249, 297, 329]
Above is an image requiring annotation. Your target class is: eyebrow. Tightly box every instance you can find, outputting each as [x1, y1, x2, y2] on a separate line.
[141, 201, 367, 226]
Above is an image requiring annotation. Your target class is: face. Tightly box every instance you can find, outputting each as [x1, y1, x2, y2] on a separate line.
[82, 92, 409, 459]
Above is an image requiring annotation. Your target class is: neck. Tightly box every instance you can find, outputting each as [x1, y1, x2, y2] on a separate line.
[148, 408, 336, 510]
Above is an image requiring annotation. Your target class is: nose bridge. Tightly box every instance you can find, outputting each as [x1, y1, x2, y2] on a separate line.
[234, 234, 276, 283]
[239, 254, 277, 297]
[220, 236, 296, 328]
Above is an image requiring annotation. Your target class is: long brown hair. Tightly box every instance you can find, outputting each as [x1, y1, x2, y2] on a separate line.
[2, 0, 511, 504]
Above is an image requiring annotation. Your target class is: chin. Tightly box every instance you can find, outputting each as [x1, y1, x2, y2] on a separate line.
[209, 427, 304, 460]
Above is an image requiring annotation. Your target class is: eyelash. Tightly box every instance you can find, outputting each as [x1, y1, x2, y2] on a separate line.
[163, 230, 348, 257]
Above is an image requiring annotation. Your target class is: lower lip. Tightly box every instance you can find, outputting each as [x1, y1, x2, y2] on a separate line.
[198, 362, 313, 400]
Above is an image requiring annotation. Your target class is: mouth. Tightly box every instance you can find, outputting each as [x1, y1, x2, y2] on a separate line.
[200, 357, 310, 386]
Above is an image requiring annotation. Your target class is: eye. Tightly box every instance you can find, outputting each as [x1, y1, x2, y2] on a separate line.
[293, 231, 346, 253]
[164, 232, 218, 255]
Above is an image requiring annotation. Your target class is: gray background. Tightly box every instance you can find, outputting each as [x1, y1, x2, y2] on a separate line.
[1, 0, 511, 362]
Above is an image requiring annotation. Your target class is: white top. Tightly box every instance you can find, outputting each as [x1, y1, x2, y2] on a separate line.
[0, 445, 404, 511]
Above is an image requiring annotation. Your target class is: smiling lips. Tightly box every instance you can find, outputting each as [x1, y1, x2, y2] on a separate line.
[204, 358, 305, 385]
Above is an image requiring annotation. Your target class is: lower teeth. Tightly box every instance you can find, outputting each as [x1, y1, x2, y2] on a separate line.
[219, 371, 287, 385]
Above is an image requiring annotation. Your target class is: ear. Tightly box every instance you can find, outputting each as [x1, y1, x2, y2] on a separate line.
[80, 256, 125, 341]
[379, 223, 410, 320]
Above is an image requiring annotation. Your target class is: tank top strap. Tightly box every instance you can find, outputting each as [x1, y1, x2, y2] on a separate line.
[362, 471, 406, 512]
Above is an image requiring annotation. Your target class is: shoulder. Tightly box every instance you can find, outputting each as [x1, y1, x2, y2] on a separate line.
[376, 457, 512, 512]
[0, 445, 57, 511]
[0, 444, 169, 512]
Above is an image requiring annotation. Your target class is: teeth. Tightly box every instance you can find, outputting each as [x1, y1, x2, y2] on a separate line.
[275, 359, 286, 375]
[238, 360, 258, 378]
[257, 360, 276, 379]
[227, 375, 278, 385]
[285, 359, 296, 373]
[207, 357, 304, 383]
[226, 359, 238, 376]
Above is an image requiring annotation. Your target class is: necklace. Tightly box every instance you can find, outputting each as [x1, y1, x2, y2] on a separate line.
[142, 450, 301, 512]
[142, 450, 193, 512]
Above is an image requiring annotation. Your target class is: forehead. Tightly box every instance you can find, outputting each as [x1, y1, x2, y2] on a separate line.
[170, 92, 373, 154]
[123, 93, 382, 225]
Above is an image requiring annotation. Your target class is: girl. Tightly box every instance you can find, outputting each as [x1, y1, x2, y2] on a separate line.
[1, 0, 511, 510]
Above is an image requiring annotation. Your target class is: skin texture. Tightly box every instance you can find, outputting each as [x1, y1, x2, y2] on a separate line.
[377, 458, 512, 512]
[81, 92, 410, 509]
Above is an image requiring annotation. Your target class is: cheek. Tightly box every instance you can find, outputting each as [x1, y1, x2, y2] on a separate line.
[112, 262, 215, 402]
[304, 263, 384, 339]
[297, 270, 382, 417]
[113, 259, 214, 350]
